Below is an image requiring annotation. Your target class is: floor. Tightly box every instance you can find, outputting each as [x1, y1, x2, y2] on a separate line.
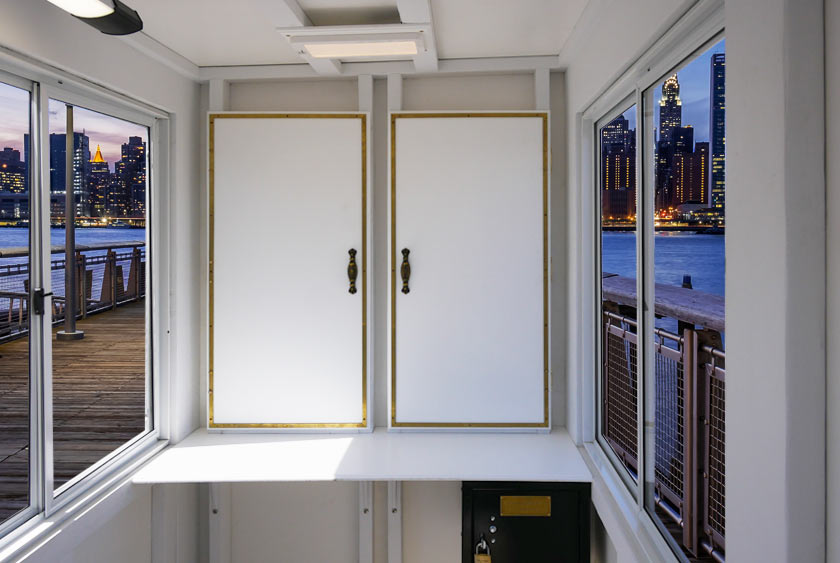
[0, 300, 146, 521]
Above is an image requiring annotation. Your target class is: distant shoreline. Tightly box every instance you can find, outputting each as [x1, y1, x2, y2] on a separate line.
[603, 225, 725, 233]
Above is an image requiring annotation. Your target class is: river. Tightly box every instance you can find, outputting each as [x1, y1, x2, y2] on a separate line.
[602, 231, 725, 297]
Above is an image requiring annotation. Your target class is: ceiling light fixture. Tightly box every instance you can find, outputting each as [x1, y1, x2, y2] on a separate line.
[45, 0, 114, 18]
[46, 0, 143, 35]
[289, 32, 424, 60]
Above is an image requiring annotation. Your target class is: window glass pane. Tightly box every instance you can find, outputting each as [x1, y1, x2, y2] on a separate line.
[645, 39, 725, 560]
[599, 104, 639, 483]
[48, 100, 149, 492]
[0, 80, 31, 524]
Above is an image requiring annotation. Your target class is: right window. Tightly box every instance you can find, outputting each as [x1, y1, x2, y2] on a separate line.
[644, 39, 725, 560]
[596, 36, 726, 563]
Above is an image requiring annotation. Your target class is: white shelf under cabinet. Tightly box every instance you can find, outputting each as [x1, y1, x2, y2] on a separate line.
[132, 428, 591, 484]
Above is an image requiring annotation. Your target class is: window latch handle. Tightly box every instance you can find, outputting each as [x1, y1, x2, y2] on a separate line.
[32, 288, 53, 316]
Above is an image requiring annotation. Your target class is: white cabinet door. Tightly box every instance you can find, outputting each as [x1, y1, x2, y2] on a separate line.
[390, 113, 548, 428]
[210, 114, 369, 429]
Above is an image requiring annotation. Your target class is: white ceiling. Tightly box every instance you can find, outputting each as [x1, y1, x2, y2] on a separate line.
[133, 0, 589, 68]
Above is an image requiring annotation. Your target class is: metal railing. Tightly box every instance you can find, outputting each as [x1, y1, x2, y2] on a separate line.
[601, 291, 725, 562]
[0, 241, 145, 342]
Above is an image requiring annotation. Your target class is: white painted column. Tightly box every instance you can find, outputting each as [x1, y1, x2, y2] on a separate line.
[208, 79, 230, 112]
[387, 74, 403, 112]
[727, 0, 825, 560]
[359, 75, 373, 112]
[359, 482, 374, 563]
[534, 68, 550, 111]
[208, 483, 232, 563]
[205, 78, 230, 563]
[387, 481, 402, 563]
[827, 2, 840, 561]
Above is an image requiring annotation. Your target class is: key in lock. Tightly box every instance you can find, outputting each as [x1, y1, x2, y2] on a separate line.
[474, 535, 491, 563]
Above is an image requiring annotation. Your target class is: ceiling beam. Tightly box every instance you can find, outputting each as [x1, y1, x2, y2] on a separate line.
[396, 0, 438, 73]
[300, 55, 342, 76]
[255, 0, 311, 27]
[198, 55, 562, 82]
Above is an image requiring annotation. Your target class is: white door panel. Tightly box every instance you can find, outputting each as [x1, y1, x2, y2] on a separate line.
[391, 114, 548, 428]
[211, 115, 367, 427]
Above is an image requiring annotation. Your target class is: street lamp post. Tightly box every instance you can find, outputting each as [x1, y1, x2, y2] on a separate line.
[57, 104, 84, 341]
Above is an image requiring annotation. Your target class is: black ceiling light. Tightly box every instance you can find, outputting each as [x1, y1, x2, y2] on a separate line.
[46, 0, 143, 35]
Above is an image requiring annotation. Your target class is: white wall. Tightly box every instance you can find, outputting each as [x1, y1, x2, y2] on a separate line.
[0, 1, 202, 561]
[727, 0, 825, 560]
[401, 74, 534, 110]
[401, 482, 462, 563]
[825, 0, 840, 561]
[18, 484, 151, 563]
[229, 78, 359, 111]
[231, 482, 359, 563]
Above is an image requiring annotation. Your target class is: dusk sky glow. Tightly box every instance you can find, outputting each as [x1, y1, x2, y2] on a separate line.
[0, 83, 147, 172]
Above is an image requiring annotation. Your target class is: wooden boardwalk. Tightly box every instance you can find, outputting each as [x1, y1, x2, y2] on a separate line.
[0, 301, 146, 521]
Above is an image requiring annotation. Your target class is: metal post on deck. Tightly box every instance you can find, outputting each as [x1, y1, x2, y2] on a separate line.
[682, 328, 699, 555]
[57, 104, 83, 341]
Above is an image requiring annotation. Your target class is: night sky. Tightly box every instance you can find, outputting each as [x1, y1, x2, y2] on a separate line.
[0, 84, 147, 172]
[621, 38, 725, 143]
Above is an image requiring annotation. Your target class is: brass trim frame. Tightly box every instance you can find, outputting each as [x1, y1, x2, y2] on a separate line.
[390, 111, 550, 428]
[208, 112, 368, 429]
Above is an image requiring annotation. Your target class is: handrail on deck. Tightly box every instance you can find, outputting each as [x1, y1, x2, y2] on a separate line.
[0, 241, 146, 341]
[602, 272, 725, 333]
[0, 240, 146, 258]
[601, 307, 725, 561]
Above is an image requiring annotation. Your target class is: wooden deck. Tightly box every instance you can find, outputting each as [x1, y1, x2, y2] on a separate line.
[0, 301, 146, 521]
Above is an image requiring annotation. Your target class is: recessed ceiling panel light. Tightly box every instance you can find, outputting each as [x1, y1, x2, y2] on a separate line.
[306, 41, 418, 59]
[289, 32, 424, 60]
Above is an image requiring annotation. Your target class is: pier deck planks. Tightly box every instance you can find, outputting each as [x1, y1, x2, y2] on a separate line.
[0, 301, 146, 521]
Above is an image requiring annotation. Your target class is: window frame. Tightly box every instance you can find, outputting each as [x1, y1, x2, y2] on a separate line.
[594, 95, 641, 497]
[0, 55, 170, 542]
[574, 1, 725, 561]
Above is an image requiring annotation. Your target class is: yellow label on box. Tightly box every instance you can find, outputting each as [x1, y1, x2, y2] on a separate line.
[499, 495, 551, 517]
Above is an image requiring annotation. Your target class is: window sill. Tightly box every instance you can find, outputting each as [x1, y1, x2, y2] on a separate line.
[0, 439, 168, 562]
[580, 441, 680, 563]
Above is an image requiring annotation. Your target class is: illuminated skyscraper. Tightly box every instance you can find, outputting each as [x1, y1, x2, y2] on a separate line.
[49, 131, 91, 217]
[658, 75, 682, 142]
[655, 75, 683, 209]
[88, 145, 109, 217]
[115, 136, 146, 217]
[0, 148, 25, 194]
[600, 114, 636, 219]
[709, 53, 726, 213]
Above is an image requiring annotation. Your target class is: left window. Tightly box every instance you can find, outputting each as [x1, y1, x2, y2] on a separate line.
[0, 78, 33, 529]
[0, 68, 158, 539]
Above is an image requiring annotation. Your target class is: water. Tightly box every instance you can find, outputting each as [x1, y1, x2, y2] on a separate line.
[601, 231, 724, 297]
[0, 227, 146, 250]
[0, 227, 146, 304]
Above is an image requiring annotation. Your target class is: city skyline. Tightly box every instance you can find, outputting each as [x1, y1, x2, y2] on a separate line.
[0, 82, 147, 172]
[601, 40, 725, 222]
[620, 38, 724, 141]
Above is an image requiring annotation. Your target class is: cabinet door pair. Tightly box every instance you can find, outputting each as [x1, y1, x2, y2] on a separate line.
[210, 112, 548, 430]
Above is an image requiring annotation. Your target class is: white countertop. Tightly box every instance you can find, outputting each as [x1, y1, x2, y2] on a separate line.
[132, 428, 591, 484]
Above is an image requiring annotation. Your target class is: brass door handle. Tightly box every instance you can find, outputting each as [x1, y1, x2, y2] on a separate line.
[347, 249, 358, 294]
[400, 248, 411, 294]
